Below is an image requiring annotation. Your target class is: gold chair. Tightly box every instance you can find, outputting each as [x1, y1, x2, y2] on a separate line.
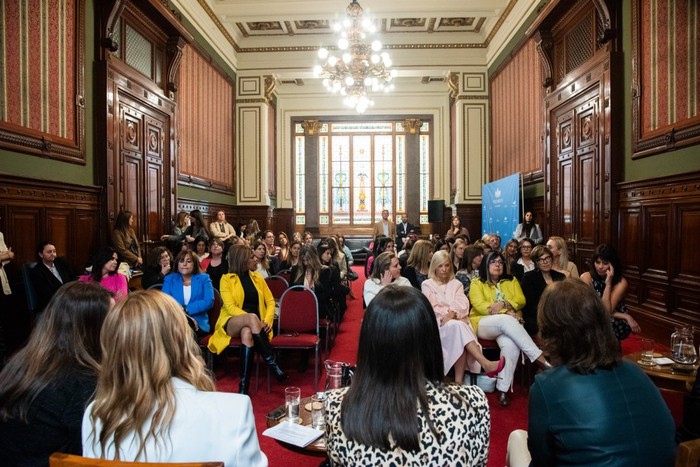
[49, 452, 223, 467]
[675, 438, 700, 467]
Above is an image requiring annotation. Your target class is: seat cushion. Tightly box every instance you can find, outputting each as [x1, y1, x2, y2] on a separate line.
[270, 334, 319, 347]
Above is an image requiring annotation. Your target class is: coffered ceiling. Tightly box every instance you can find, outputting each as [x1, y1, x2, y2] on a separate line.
[171, 0, 544, 78]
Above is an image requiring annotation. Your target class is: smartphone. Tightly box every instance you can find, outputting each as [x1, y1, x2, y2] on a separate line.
[266, 405, 287, 422]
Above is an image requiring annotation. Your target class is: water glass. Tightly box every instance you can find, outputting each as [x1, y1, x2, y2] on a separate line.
[311, 392, 326, 430]
[639, 338, 654, 365]
[285, 386, 301, 423]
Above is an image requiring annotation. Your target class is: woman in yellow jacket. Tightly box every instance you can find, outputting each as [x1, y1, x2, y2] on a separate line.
[209, 243, 287, 394]
[468, 251, 549, 407]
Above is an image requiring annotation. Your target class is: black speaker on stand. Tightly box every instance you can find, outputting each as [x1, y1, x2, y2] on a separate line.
[427, 200, 445, 223]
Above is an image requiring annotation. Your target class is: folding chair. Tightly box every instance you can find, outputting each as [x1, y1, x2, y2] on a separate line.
[270, 285, 320, 392]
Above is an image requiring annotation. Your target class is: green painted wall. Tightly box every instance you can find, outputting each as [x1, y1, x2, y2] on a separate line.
[621, 0, 700, 182]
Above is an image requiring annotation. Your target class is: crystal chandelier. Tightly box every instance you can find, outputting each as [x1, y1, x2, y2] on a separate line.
[313, 0, 396, 113]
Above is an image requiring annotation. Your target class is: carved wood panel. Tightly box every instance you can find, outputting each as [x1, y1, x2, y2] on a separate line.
[618, 172, 700, 343]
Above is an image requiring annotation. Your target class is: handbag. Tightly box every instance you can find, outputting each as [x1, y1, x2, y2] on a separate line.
[346, 268, 359, 281]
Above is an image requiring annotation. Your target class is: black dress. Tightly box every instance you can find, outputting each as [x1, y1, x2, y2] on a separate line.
[520, 269, 566, 335]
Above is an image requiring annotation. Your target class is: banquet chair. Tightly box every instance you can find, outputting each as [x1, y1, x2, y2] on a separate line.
[49, 452, 223, 466]
[270, 285, 320, 392]
[276, 268, 291, 284]
[265, 275, 289, 312]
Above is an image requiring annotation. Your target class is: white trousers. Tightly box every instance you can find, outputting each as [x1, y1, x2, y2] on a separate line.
[475, 314, 542, 392]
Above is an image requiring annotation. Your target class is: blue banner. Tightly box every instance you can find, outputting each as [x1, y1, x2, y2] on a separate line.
[482, 173, 520, 240]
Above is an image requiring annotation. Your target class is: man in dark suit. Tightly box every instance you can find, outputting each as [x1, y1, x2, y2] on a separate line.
[30, 241, 74, 312]
[395, 214, 415, 251]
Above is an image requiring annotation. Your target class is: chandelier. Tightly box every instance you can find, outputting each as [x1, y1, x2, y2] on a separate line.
[313, 0, 396, 113]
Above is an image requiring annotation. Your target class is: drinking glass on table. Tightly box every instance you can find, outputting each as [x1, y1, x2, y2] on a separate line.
[639, 338, 655, 365]
[285, 386, 301, 423]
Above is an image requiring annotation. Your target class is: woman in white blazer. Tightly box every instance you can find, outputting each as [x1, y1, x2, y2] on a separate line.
[82, 290, 267, 466]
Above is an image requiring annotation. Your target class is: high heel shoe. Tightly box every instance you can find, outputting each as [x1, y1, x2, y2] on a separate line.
[486, 356, 506, 378]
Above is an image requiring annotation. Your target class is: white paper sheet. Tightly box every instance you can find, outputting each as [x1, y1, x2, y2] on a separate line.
[263, 421, 324, 448]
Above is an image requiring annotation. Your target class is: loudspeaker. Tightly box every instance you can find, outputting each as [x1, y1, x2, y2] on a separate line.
[427, 200, 445, 223]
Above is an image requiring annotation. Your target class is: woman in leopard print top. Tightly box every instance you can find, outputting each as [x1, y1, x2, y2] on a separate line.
[324, 285, 490, 466]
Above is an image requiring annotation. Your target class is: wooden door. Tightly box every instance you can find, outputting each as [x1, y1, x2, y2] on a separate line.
[103, 64, 175, 256]
[545, 54, 614, 272]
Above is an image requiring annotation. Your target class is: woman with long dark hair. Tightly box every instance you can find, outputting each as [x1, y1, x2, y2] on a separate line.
[210, 244, 286, 394]
[0, 282, 112, 464]
[513, 211, 543, 245]
[507, 280, 675, 466]
[111, 210, 142, 268]
[80, 247, 128, 302]
[325, 285, 490, 466]
[141, 246, 172, 289]
[200, 237, 228, 291]
[185, 210, 209, 246]
[82, 291, 266, 465]
[580, 244, 640, 340]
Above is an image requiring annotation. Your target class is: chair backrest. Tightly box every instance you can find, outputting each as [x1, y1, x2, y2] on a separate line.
[265, 275, 289, 301]
[49, 452, 224, 467]
[277, 268, 291, 284]
[207, 288, 223, 331]
[147, 283, 163, 290]
[277, 285, 319, 334]
[21, 261, 38, 311]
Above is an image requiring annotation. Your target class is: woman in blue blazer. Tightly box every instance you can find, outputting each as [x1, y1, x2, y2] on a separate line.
[163, 250, 214, 336]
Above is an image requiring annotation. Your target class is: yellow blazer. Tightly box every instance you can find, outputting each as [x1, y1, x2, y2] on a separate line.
[209, 272, 275, 354]
[468, 277, 525, 330]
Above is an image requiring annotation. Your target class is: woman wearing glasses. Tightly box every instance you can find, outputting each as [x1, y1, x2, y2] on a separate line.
[469, 251, 549, 406]
[519, 245, 566, 336]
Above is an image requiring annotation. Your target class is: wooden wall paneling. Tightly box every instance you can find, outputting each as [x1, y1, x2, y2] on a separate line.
[7, 208, 41, 270]
[73, 210, 100, 273]
[618, 172, 700, 344]
[270, 208, 293, 237]
[45, 209, 72, 264]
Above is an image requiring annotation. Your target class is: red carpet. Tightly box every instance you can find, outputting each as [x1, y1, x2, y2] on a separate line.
[213, 271, 681, 466]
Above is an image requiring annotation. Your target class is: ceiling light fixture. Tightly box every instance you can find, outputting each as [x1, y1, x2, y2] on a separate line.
[313, 0, 396, 113]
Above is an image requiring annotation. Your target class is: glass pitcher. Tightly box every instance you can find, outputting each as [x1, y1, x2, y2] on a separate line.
[324, 360, 343, 391]
[670, 326, 697, 365]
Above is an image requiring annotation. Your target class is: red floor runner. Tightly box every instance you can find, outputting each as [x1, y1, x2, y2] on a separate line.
[213, 271, 681, 466]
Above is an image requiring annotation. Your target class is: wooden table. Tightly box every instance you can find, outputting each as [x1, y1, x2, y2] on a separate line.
[624, 351, 697, 392]
[266, 396, 327, 457]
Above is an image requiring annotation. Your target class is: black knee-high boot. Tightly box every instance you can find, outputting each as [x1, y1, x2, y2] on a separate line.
[252, 332, 287, 382]
[239, 345, 255, 394]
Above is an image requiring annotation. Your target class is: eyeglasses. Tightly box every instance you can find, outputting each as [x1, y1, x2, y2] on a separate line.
[489, 260, 505, 265]
[520, 245, 532, 250]
[537, 256, 552, 263]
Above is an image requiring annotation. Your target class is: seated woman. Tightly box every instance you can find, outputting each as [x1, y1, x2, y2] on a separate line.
[546, 235, 579, 278]
[162, 250, 214, 337]
[201, 238, 228, 291]
[450, 237, 468, 273]
[508, 280, 675, 466]
[252, 239, 277, 278]
[455, 244, 484, 296]
[402, 239, 432, 289]
[468, 251, 550, 407]
[336, 233, 354, 267]
[290, 245, 338, 320]
[277, 231, 290, 264]
[515, 238, 536, 275]
[193, 236, 210, 263]
[365, 236, 394, 278]
[209, 244, 286, 394]
[141, 246, 172, 289]
[422, 251, 504, 384]
[503, 239, 524, 280]
[160, 211, 194, 252]
[80, 247, 128, 302]
[0, 282, 112, 465]
[325, 285, 490, 466]
[580, 244, 640, 340]
[363, 251, 411, 306]
[111, 210, 142, 269]
[519, 245, 566, 336]
[185, 210, 210, 246]
[279, 239, 302, 270]
[445, 215, 471, 243]
[82, 291, 267, 465]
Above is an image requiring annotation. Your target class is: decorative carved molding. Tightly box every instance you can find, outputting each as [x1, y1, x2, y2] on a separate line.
[264, 75, 277, 103]
[533, 29, 554, 89]
[591, 0, 614, 44]
[403, 118, 423, 135]
[102, 0, 126, 52]
[166, 37, 186, 94]
[447, 72, 459, 99]
[301, 120, 322, 136]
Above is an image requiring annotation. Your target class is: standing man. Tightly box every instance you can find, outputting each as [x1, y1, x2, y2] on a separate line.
[30, 241, 74, 312]
[395, 213, 414, 251]
[209, 210, 236, 251]
[372, 209, 396, 240]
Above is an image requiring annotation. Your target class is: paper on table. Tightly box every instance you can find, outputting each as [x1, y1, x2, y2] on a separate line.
[263, 421, 324, 447]
[652, 357, 674, 365]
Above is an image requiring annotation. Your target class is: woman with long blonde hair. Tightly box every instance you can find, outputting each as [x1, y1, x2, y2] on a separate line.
[546, 236, 579, 278]
[82, 290, 266, 465]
